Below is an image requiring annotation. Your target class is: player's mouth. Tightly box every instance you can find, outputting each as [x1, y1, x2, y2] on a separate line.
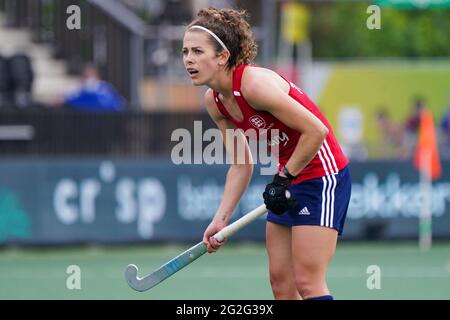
[187, 68, 199, 78]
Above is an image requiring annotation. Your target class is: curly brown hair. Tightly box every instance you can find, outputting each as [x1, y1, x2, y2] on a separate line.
[187, 7, 258, 70]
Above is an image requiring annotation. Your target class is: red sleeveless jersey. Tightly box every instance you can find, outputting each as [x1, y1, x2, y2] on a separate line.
[212, 64, 348, 183]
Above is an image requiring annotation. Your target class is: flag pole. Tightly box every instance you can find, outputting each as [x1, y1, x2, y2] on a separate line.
[419, 149, 432, 251]
[414, 108, 441, 251]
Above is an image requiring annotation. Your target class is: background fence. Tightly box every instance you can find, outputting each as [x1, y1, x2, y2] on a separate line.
[0, 110, 215, 156]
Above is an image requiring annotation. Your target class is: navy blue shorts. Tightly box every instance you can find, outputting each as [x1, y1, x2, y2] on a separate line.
[267, 166, 351, 235]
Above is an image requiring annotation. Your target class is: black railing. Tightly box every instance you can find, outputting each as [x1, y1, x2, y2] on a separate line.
[0, 109, 214, 156]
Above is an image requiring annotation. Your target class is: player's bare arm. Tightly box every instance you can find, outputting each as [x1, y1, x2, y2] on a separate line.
[241, 67, 329, 177]
[203, 89, 253, 252]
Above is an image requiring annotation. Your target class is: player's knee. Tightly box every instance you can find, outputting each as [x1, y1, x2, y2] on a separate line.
[269, 268, 293, 295]
[294, 273, 323, 298]
[269, 268, 285, 287]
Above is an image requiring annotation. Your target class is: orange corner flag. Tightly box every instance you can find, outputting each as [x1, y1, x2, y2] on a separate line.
[413, 108, 442, 180]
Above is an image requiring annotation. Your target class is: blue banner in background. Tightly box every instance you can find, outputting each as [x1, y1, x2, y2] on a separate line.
[0, 159, 449, 245]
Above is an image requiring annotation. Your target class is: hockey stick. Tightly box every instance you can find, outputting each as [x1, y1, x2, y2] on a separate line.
[125, 204, 268, 292]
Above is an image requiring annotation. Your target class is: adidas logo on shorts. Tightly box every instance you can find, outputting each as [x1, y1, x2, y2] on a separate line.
[298, 207, 310, 215]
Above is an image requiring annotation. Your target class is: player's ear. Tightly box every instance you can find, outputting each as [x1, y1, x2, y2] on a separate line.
[218, 50, 230, 67]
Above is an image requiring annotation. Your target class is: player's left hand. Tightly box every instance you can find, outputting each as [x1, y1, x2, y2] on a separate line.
[263, 174, 298, 215]
[203, 220, 227, 253]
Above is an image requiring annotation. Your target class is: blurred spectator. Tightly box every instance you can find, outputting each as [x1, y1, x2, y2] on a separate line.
[403, 97, 426, 157]
[405, 97, 426, 134]
[375, 108, 407, 159]
[9, 53, 34, 109]
[0, 54, 14, 109]
[441, 97, 450, 138]
[440, 96, 450, 159]
[0, 53, 34, 110]
[62, 64, 126, 112]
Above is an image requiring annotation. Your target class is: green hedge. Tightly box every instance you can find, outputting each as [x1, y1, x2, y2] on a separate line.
[310, 2, 450, 58]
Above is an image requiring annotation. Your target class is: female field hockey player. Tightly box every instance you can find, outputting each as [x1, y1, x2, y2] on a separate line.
[182, 7, 351, 300]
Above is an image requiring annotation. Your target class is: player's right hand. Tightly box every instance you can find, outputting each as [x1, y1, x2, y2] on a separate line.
[203, 220, 227, 253]
[263, 174, 298, 215]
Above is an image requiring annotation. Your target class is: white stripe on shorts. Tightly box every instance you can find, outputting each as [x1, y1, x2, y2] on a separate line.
[321, 176, 327, 226]
[325, 175, 332, 227]
[329, 174, 337, 228]
[321, 174, 337, 228]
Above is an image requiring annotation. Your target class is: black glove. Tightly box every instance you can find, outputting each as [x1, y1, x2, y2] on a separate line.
[263, 174, 298, 215]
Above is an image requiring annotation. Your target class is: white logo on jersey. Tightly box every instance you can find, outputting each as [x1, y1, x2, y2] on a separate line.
[268, 132, 289, 147]
[249, 115, 266, 129]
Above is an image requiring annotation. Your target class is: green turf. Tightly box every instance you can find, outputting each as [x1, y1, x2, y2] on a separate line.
[0, 241, 449, 300]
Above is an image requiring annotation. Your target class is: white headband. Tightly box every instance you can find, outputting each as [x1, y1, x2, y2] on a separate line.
[189, 25, 229, 52]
